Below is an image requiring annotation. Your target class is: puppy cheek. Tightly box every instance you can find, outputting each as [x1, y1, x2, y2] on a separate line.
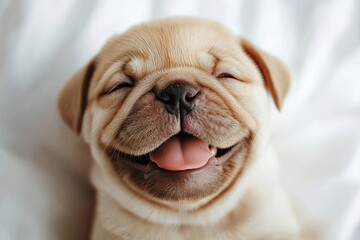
[84, 103, 117, 146]
[242, 85, 271, 128]
[97, 90, 132, 110]
[223, 80, 269, 127]
[82, 108, 93, 144]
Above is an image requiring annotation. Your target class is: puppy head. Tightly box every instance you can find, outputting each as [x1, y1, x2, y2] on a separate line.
[58, 17, 289, 223]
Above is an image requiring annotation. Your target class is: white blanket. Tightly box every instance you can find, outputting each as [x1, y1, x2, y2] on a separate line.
[1, 0, 359, 239]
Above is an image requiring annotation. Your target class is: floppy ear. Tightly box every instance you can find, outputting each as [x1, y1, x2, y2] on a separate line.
[58, 59, 96, 134]
[240, 39, 290, 110]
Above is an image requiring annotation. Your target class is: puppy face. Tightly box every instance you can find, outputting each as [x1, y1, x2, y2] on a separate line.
[58, 18, 289, 222]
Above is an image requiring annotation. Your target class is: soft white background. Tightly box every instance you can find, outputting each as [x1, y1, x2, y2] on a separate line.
[0, 0, 359, 239]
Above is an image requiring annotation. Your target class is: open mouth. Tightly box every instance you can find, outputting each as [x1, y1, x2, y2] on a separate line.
[107, 132, 249, 174]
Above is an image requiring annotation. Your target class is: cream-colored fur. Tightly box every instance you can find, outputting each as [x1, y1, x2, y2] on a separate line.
[58, 17, 302, 239]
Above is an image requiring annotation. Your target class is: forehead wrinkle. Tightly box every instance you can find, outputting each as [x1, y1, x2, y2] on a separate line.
[150, 24, 220, 67]
[99, 19, 240, 84]
[103, 17, 238, 59]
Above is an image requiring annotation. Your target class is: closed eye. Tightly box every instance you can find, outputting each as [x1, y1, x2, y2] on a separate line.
[106, 82, 133, 94]
[216, 72, 237, 79]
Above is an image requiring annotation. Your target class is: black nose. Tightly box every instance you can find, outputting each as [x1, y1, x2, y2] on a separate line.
[157, 82, 199, 117]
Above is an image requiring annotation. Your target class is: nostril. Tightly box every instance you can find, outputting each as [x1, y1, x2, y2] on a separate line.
[184, 90, 198, 102]
[158, 92, 171, 103]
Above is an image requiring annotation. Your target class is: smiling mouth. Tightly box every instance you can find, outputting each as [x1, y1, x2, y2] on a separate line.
[106, 132, 250, 174]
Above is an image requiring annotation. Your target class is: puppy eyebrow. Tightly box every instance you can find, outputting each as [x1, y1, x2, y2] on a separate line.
[123, 57, 144, 78]
[121, 58, 132, 72]
[208, 51, 220, 75]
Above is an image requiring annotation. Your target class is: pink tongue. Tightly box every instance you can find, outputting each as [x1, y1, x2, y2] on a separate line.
[149, 135, 213, 171]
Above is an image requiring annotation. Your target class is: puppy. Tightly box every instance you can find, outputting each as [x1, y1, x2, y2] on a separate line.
[58, 17, 301, 239]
